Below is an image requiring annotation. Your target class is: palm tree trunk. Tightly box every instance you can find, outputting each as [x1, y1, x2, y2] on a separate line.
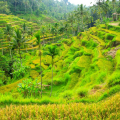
[15, 0, 16, 12]
[19, 47, 22, 67]
[26, 47, 28, 53]
[2, 48, 3, 55]
[72, 24, 74, 36]
[10, 48, 11, 57]
[1, 41, 3, 55]
[39, 44, 42, 98]
[25, 3, 26, 13]
[43, 34, 44, 44]
[50, 56, 53, 97]
[53, 34, 54, 42]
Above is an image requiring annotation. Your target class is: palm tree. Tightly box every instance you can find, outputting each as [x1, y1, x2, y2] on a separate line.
[0, 28, 4, 55]
[28, 27, 34, 38]
[68, 13, 75, 35]
[79, 4, 84, 27]
[35, 32, 42, 98]
[112, 0, 117, 20]
[4, 24, 12, 41]
[22, 23, 27, 35]
[59, 26, 65, 39]
[47, 24, 51, 40]
[96, 0, 103, 22]
[13, 29, 25, 67]
[64, 22, 69, 37]
[4, 24, 13, 57]
[51, 27, 55, 41]
[23, 0, 29, 13]
[41, 26, 46, 44]
[44, 45, 59, 97]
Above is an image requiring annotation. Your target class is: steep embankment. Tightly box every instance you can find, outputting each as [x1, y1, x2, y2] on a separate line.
[1, 22, 120, 103]
[0, 14, 59, 51]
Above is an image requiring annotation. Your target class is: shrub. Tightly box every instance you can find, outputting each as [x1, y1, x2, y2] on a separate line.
[64, 73, 71, 84]
[69, 66, 82, 74]
[40, 97, 54, 104]
[61, 90, 73, 100]
[107, 24, 120, 32]
[99, 85, 120, 101]
[73, 51, 83, 59]
[0, 20, 7, 24]
[18, 79, 40, 97]
[12, 93, 21, 99]
[109, 85, 120, 95]
[76, 88, 88, 97]
[81, 40, 87, 46]
[68, 73, 79, 89]
[0, 79, 3, 86]
[98, 92, 108, 101]
[0, 71, 7, 85]
[82, 39, 98, 48]
[107, 71, 120, 87]
[13, 66, 30, 80]
[97, 31, 105, 40]
[96, 72, 107, 83]
[62, 39, 73, 45]
[95, 19, 101, 28]
[105, 33, 116, 40]
[53, 78, 64, 85]
[77, 32, 82, 39]
[69, 46, 79, 54]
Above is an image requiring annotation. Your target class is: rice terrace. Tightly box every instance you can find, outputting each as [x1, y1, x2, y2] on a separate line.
[0, 0, 120, 119]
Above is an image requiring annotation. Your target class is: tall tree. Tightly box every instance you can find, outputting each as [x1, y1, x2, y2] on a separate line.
[0, 1, 10, 14]
[51, 27, 55, 41]
[96, 0, 103, 22]
[68, 13, 75, 35]
[112, 0, 117, 20]
[35, 32, 42, 98]
[13, 29, 25, 67]
[0, 28, 4, 55]
[44, 45, 59, 97]
[41, 26, 46, 44]
[4, 24, 13, 58]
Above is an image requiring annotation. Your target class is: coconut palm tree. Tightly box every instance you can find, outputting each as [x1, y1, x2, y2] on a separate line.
[41, 26, 46, 44]
[112, 0, 117, 20]
[35, 32, 42, 98]
[22, 23, 27, 35]
[96, 0, 103, 22]
[4, 24, 12, 41]
[51, 27, 55, 41]
[68, 12, 75, 35]
[0, 28, 4, 55]
[4, 24, 13, 57]
[44, 45, 59, 97]
[13, 29, 25, 67]
[102, 0, 110, 18]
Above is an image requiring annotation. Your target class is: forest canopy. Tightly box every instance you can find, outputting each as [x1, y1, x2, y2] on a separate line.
[0, 0, 76, 20]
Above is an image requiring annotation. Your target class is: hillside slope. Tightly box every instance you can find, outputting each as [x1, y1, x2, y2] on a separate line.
[0, 14, 59, 52]
[0, 22, 120, 103]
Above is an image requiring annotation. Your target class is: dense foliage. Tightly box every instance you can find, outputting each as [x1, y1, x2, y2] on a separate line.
[0, 0, 120, 119]
[0, 0, 76, 20]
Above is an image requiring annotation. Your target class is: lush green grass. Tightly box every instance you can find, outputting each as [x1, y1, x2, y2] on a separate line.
[0, 18, 120, 109]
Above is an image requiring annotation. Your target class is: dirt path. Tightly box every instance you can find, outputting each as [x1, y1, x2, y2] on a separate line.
[109, 22, 120, 26]
[107, 46, 120, 58]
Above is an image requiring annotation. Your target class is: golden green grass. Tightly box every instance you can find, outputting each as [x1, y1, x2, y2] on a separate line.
[0, 93, 120, 120]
